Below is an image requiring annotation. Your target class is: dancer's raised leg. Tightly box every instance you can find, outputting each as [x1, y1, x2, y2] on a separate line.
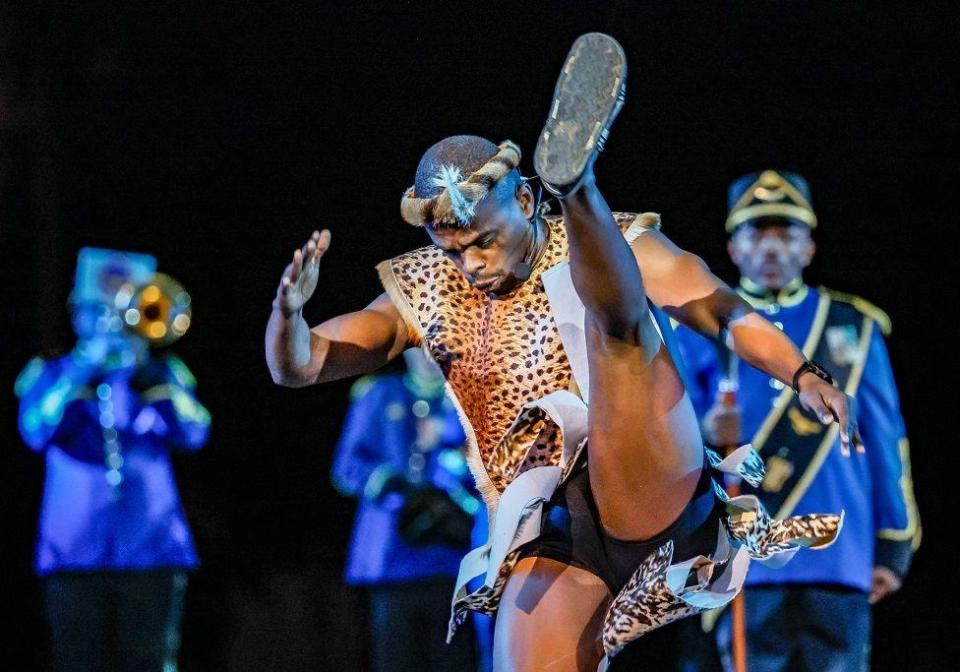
[536, 33, 704, 541]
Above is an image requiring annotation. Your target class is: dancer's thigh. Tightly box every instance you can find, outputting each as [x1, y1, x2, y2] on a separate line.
[585, 318, 705, 540]
[493, 556, 611, 672]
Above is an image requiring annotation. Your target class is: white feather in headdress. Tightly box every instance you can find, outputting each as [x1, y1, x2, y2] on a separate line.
[430, 164, 476, 225]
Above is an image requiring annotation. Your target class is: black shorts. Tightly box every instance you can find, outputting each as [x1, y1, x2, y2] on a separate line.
[518, 460, 723, 595]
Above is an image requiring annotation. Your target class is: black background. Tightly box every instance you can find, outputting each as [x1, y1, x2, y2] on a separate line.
[1, 2, 956, 670]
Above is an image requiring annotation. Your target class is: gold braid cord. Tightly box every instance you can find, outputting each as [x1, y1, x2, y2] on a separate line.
[400, 140, 521, 228]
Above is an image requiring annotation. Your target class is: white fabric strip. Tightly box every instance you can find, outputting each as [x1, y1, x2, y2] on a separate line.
[449, 386, 592, 604]
[541, 255, 662, 405]
[450, 465, 561, 604]
[541, 262, 592, 402]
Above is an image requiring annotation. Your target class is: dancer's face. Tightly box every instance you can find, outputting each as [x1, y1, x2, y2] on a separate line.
[427, 182, 536, 296]
[728, 220, 815, 291]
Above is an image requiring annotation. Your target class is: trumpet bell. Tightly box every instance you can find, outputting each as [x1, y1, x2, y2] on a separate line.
[117, 273, 192, 346]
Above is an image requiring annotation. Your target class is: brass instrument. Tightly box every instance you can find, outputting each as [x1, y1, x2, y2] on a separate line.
[114, 273, 192, 346]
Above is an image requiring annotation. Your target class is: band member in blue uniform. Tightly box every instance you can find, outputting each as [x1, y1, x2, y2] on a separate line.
[15, 248, 210, 672]
[674, 170, 921, 671]
[331, 348, 481, 672]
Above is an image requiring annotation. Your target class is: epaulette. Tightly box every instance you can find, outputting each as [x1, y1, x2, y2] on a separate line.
[14, 356, 48, 398]
[820, 287, 892, 335]
[165, 355, 198, 389]
[349, 375, 377, 400]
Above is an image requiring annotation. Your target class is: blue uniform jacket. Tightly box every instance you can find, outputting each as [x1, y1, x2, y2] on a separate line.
[331, 374, 477, 586]
[16, 353, 210, 575]
[675, 284, 919, 592]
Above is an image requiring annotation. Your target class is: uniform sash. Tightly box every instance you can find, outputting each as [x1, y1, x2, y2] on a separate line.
[746, 294, 875, 518]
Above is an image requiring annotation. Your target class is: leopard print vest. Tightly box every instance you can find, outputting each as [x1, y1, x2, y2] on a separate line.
[377, 212, 659, 504]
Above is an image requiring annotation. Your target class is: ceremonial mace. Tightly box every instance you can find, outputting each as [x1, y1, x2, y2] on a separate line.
[716, 342, 748, 672]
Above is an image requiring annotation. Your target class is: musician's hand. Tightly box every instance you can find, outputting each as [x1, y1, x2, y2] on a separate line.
[702, 397, 741, 448]
[72, 336, 112, 368]
[72, 334, 139, 372]
[869, 565, 902, 604]
[274, 230, 331, 317]
[796, 375, 864, 456]
[102, 336, 143, 375]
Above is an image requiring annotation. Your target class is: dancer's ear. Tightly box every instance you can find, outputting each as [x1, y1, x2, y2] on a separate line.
[516, 180, 536, 219]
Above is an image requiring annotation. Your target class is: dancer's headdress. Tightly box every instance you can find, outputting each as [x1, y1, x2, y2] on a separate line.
[400, 140, 521, 228]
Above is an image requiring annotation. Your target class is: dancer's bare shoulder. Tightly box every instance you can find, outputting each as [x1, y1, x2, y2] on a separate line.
[628, 228, 723, 310]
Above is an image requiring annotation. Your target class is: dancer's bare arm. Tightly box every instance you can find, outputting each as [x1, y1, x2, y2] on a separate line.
[265, 231, 412, 387]
[633, 229, 862, 452]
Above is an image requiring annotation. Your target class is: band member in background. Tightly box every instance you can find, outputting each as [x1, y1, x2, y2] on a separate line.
[674, 170, 921, 671]
[16, 248, 210, 672]
[331, 348, 480, 672]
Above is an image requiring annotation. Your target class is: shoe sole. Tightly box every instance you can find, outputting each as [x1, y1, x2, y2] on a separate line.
[534, 33, 627, 191]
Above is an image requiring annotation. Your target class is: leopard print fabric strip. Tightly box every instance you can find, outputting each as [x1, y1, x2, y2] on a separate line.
[600, 496, 844, 660]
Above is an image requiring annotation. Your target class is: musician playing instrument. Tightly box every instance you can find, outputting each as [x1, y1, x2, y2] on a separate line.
[16, 247, 209, 672]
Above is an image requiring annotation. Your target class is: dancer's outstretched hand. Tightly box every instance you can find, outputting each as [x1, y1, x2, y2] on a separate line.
[275, 230, 331, 317]
[797, 376, 865, 457]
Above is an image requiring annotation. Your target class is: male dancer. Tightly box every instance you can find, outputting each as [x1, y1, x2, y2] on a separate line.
[266, 34, 854, 671]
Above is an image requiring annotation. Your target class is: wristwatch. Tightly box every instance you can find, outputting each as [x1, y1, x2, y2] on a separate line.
[791, 360, 834, 393]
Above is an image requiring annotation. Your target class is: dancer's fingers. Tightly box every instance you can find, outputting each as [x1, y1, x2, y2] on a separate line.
[315, 230, 331, 260]
[290, 249, 303, 283]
